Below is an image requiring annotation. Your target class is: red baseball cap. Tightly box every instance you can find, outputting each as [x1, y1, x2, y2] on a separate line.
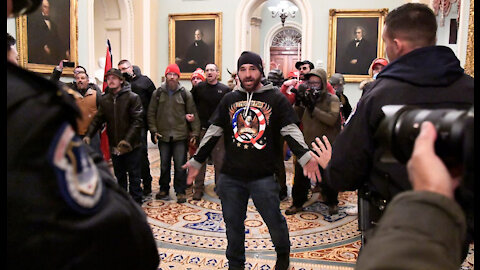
[371, 58, 389, 69]
[165, 63, 181, 77]
[287, 70, 300, 78]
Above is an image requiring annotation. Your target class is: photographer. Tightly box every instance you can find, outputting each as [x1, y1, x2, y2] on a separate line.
[321, 2, 474, 253]
[312, 122, 468, 269]
[286, 68, 341, 216]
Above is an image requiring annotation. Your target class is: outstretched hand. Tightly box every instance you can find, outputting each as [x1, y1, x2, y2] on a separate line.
[311, 136, 332, 169]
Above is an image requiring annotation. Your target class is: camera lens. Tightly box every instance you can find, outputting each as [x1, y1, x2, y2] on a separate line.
[377, 105, 473, 166]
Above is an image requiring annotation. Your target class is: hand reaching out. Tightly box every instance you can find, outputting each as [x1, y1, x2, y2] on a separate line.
[311, 135, 332, 169]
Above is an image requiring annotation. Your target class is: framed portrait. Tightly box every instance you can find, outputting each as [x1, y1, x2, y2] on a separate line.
[15, 0, 78, 75]
[327, 9, 388, 82]
[169, 13, 222, 80]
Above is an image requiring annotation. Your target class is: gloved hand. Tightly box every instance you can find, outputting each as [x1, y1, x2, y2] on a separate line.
[150, 132, 161, 144]
[305, 93, 316, 114]
[82, 136, 91, 145]
[117, 140, 132, 155]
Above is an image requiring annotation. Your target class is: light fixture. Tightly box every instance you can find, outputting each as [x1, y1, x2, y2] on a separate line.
[268, 1, 298, 27]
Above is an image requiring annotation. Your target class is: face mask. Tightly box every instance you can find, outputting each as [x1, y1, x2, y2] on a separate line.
[122, 72, 132, 81]
[373, 73, 379, 79]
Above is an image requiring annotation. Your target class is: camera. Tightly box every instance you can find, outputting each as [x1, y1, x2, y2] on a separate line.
[375, 105, 473, 175]
[292, 84, 323, 110]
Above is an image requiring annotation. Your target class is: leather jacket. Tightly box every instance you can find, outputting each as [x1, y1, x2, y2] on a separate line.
[86, 82, 143, 152]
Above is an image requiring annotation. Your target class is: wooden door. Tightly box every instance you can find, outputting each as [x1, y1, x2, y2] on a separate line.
[270, 46, 301, 79]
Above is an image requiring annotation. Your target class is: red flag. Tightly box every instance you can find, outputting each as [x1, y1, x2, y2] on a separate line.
[100, 40, 112, 161]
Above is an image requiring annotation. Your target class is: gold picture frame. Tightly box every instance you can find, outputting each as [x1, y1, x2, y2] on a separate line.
[15, 0, 78, 76]
[327, 9, 388, 82]
[169, 12, 222, 80]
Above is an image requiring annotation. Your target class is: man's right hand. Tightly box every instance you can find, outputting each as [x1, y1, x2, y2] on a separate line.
[150, 132, 160, 144]
[82, 136, 91, 145]
[182, 161, 200, 186]
[407, 121, 459, 199]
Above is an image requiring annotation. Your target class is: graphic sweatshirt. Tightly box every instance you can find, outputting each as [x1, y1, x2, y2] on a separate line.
[190, 83, 312, 181]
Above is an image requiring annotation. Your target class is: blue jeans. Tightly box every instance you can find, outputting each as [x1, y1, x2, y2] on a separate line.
[111, 147, 143, 203]
[158, 139, 187, 195]
[216, 174, 290, 268]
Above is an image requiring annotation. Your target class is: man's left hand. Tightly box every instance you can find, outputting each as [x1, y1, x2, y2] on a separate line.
[303, 151, 322, 185]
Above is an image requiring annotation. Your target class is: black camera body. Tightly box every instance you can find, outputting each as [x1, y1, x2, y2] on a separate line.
[292, 84, 324, 111]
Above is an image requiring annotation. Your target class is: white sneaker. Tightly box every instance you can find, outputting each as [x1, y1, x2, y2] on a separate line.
[345, 205, 358, 215]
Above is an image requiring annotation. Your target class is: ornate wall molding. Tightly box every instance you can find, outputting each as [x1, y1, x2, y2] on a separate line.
[464, 0, 474, 77]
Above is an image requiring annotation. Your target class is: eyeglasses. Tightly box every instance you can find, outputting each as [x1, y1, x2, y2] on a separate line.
[119, 65, 131, 72]
[307, 81, 321, 87]
[300, 66, 309, 71]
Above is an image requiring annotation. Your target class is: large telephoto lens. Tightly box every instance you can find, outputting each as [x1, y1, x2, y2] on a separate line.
[376, 105, 473, 167]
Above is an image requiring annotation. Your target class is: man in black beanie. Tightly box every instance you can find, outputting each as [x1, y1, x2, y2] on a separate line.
[183, 51, 321, 270]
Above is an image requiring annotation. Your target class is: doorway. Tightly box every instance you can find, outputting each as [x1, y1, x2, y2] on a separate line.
[269, 28, 302, 78]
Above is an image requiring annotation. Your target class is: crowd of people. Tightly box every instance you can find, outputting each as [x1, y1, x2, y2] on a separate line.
[8, 1, 473, 270]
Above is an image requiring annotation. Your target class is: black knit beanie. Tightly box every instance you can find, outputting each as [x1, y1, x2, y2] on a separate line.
[237, 51, 265, 77]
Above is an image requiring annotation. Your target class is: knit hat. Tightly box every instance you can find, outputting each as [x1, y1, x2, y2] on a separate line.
[165, 63, 181, 77]
[105, 68, 125, 81]
[237, 51, 264, 76]
[191, 68, 206, 81]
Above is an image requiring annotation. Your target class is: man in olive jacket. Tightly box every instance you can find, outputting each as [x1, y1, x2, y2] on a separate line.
[148, 64, 200, 203]
[286, 68, 342, 216]
[84, 68, 144, 204]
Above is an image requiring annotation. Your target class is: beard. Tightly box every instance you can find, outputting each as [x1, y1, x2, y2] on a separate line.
[240, 75, 262, 92]
[167, 79, 178, 90]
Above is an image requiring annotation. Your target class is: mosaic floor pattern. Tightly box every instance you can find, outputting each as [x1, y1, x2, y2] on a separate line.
[143, 146, 474, 270]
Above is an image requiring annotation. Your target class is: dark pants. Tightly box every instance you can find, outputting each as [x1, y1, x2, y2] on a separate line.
[291, 158, 338, 207]
[158, 139, 187, 195]
[194, 129, 225, 192]
[140, 128, 153, 191]
[274, 142, 288, 198]
[79, 133, 102, 157]
[216, 174, 290, 268]
[111, 147, 143, 203]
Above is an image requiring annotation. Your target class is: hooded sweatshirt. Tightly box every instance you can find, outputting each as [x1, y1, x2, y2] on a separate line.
[190, 83, 312, 181]
[325, 45, 473, 198]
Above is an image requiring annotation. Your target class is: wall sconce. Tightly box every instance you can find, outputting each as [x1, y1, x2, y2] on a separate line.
[268, 1, 298, 27]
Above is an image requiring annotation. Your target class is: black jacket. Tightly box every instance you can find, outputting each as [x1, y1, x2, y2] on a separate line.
[326, 45, 473, 200]
[127, 71, 156, 129]
[86, 82, 144, 152]
[7, 62, 159, 269]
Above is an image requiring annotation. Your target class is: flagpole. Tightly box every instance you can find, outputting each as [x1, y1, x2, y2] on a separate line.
[297, 43, 300, 81]
[100, 39, 112, 162]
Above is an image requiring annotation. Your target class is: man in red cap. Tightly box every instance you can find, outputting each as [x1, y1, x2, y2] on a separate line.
[359, 57, 389, 95]
[148, 63, 200, 203]
[189, 63, 231, 200]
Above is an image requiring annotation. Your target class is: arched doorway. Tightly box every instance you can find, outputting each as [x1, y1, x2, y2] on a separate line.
[268, 26, 301, 78]
[235, 0, 312, 61]
[90, 0, 134, 79]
